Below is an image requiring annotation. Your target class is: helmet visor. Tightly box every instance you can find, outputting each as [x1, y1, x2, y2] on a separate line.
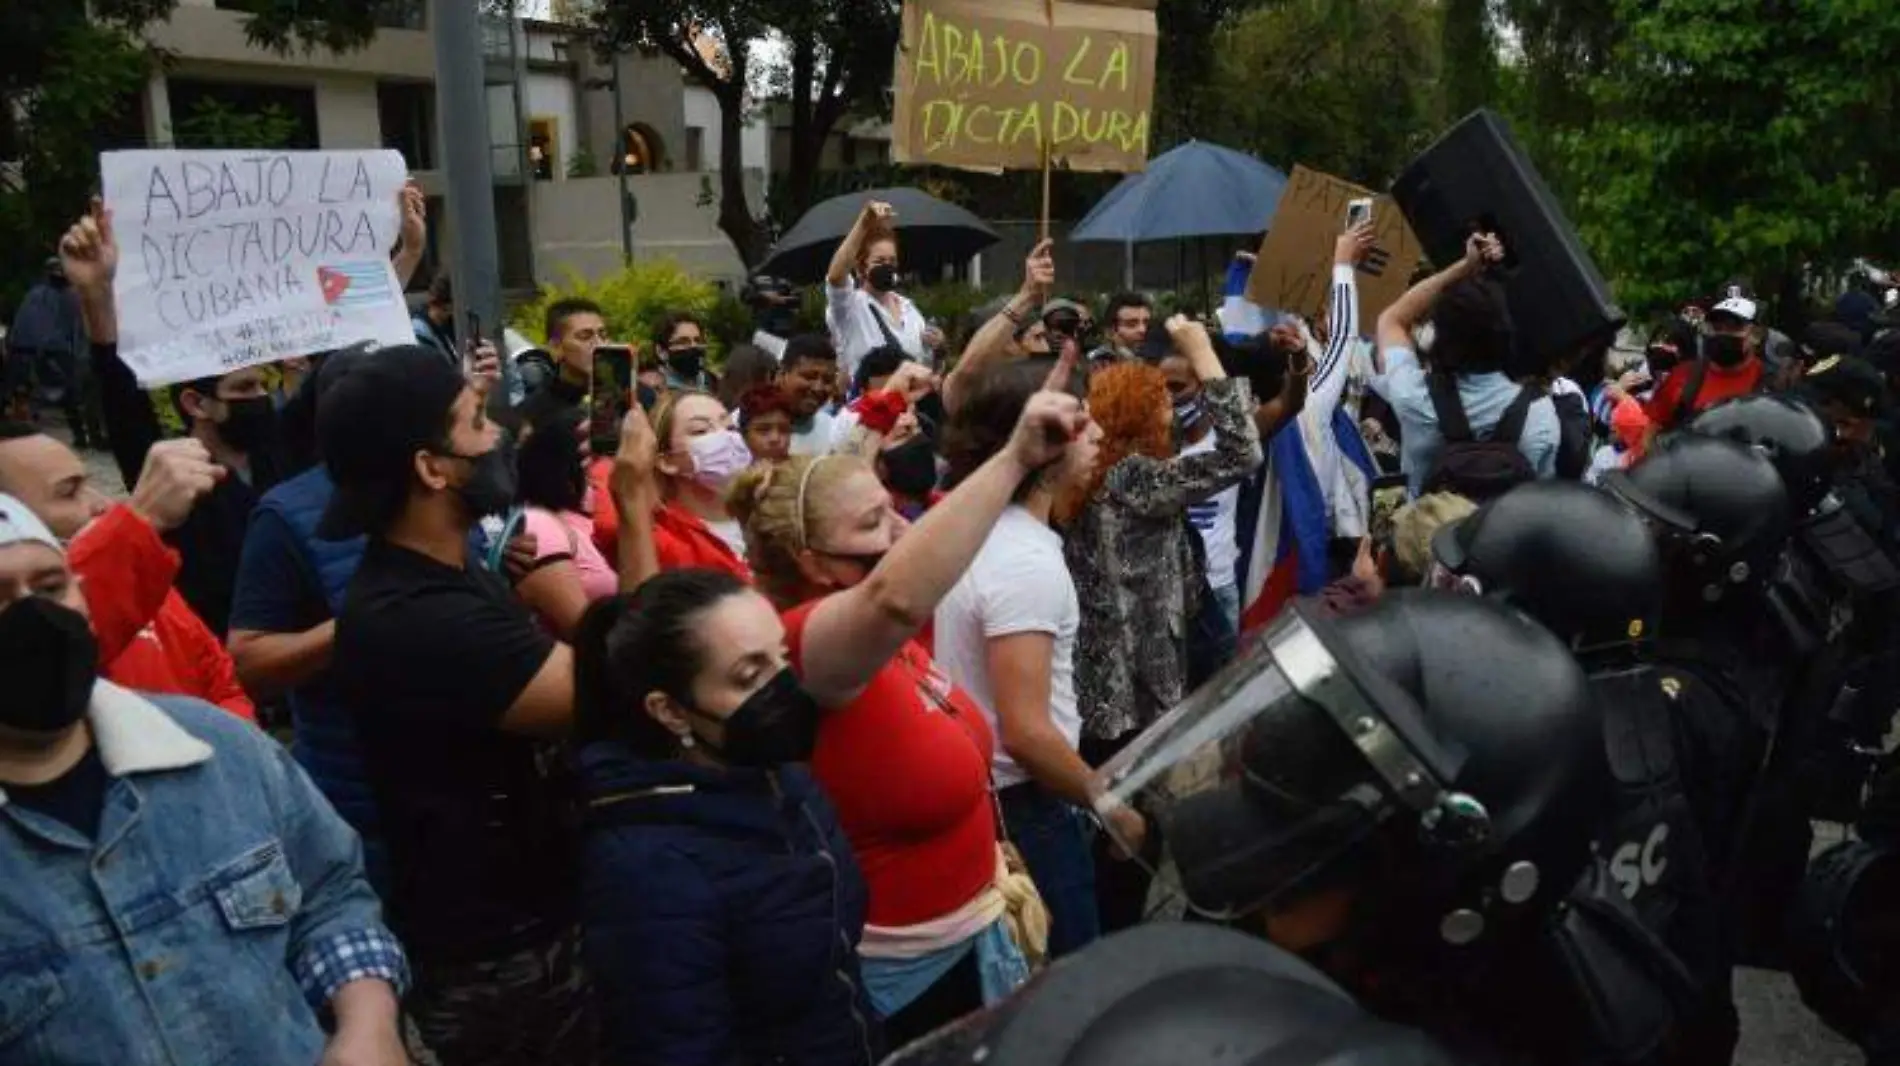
[1091, 611, 1414, 919]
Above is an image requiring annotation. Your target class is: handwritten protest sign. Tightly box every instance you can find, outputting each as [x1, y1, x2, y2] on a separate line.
[893, 0, 1157, 173]
[1248, 165, 1423, 326]
[101, 149, 412, 387]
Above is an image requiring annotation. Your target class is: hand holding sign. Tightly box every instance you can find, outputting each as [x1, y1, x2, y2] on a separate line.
[59, 199, 118, 298]
[1022, 238, 1057, 297]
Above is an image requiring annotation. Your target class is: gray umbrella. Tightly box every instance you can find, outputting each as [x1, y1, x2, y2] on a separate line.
[758, 187, 998, 285]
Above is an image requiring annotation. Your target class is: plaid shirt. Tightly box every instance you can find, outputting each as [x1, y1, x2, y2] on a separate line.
[293, 927, 410, 1008]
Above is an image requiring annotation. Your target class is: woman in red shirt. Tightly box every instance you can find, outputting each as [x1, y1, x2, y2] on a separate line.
[649, 390, 754, 581]
[727, 360, 1091, 1045]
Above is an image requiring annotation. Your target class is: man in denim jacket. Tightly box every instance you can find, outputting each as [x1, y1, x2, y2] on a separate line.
[0, 493, 408, 1065]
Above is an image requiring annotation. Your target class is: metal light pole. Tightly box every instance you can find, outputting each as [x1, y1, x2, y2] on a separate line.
[612, 59, 633, 265]
[432, 0, 511, 395]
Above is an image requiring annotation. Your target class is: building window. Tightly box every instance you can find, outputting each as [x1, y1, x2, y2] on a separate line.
[378, 81, 436, 170]
[169, 79, 319, 150]
[684, 127, 705, 172]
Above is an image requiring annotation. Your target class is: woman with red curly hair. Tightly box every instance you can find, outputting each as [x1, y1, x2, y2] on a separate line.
[1060, 314, 1262, 931]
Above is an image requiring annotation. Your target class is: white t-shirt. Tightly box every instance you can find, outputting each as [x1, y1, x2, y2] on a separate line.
[1181, 432, 1242, 591]
[933, 506, 1082, 789]
[825, 278, 928, 381]
[788, 409, 838, 456]
[708, 517, 748, 561]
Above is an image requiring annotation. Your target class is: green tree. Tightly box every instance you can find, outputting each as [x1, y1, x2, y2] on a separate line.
[1204, 0, 1444, 186]
[172, 98, 302, 151]
[1555, 0, 1900, 314]
[1439, 0, 1496, 121]
[586, 1, 899, 267]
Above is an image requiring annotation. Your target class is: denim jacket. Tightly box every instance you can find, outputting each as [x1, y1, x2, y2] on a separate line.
[0, 681, 407, 1065]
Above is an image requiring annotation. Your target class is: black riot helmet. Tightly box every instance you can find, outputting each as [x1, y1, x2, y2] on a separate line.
[1688, 393, 1835, 515]
[885, 923, 1464, 1066]
[1094, 592, 1605, 951]
[1787, 839, 1900, 1046]
[1604, 433, 1793, 606]
[1429, 481, 1663, 654]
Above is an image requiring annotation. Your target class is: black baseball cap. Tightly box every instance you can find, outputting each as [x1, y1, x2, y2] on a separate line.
[317, 344, 468, 540]
[1801, 355, 1888, 417]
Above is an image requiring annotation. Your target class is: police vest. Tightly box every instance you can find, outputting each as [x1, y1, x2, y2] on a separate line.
[1587, 665, 1722, 988]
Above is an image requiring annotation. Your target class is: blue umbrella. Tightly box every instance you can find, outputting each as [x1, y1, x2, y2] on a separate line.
[1070, 140, 1289, 243]
[1070, 141, 1289, 294]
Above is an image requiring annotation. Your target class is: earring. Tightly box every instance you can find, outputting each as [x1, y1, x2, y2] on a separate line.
[678, 733, 695, 750]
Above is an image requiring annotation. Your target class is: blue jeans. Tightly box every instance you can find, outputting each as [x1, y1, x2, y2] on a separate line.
[1188, 581, 1241, 690]
[998, 781, 1100, 959]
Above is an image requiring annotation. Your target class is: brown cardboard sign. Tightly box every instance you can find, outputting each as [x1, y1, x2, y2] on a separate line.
[1247, 165, 1423, 325]
[893, 0, 1157, 173]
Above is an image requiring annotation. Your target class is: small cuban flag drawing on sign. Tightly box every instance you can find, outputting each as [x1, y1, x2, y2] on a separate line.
[318, 262, 394, 309]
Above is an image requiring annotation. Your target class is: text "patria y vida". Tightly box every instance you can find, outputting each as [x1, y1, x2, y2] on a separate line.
[910, 11, 1151, 157]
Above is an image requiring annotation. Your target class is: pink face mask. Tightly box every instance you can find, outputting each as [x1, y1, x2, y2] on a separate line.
[686, 430, 754, 490]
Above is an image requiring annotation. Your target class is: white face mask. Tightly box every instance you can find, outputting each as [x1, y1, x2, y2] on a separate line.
[685, 430, 754, 490]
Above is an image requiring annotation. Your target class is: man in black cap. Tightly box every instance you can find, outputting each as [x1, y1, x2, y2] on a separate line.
[1801, 355, 1900, 544]
[319, 343, 653, 1065]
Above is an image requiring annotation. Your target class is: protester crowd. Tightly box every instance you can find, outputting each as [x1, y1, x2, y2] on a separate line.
[1, 187, 1897, 1066]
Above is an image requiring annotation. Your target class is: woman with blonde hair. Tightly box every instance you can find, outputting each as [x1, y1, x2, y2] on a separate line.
[649, 389, 754, 580]
[1060, 315, 1263, 931]
[724, 357, 1089, 1044]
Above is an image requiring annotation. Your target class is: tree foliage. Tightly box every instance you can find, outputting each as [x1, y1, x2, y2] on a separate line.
[586, 0, 899, 267]
[1551, 0, 1900, 314]
[1203, 0, 1444, 186]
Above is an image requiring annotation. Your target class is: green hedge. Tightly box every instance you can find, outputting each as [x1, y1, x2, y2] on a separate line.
[511, 259, 726, 361]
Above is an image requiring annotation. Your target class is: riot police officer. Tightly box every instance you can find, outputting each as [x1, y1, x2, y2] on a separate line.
[1428, 481, 1735, 1065]
[883, 923, 1465, 1066]
[1686, 394, 1900, 968]
[1090, 592, 1688, 1066]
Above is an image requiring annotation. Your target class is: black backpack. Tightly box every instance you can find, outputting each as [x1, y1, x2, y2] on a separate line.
[1422, 372, 1540, 501]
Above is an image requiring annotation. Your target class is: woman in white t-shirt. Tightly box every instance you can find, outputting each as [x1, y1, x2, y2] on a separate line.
[825, 200, 942, 381]
[933, 355, 1143, 961]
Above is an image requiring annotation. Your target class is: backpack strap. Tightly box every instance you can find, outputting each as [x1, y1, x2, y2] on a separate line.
[1492, 385, 1541, 447]
[1427, 372, 1475, 443]
[1674, 358, 1710, 425]
[863, 293, 904, 351]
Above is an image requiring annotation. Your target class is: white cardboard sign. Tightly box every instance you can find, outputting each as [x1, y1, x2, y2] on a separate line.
[101, 149, 413, 386]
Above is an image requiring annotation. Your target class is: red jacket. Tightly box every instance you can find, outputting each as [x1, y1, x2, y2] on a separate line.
[67, 504, 255, 721]
[654, 500, 752, 581]
[587, 456, 618, 560]
[1642, 358, 1764, 432]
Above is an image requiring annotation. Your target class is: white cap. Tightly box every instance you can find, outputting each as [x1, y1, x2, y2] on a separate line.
[1710, 296, 1758, 323]
[0, 494, 61, 554]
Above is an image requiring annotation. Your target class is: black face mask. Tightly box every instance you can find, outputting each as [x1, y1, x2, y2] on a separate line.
[667, 346, 706, 381]
[217, 396, 279, 454]
[444, 437, 518, 519]
[867, 264, 900, 293]
[881, 437, 939, 498]
[1704, 334, 1748, 368]
[689, 668, 821, 767]
[0, 597, 99, 734]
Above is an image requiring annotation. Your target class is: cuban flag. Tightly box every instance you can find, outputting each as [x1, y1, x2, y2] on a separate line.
[1226, 261, 1378, 635]
[317, 262, 395, 309]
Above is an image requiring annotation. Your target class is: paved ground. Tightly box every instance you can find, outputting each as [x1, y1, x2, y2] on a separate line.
[36, 410, 1871, 1066]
